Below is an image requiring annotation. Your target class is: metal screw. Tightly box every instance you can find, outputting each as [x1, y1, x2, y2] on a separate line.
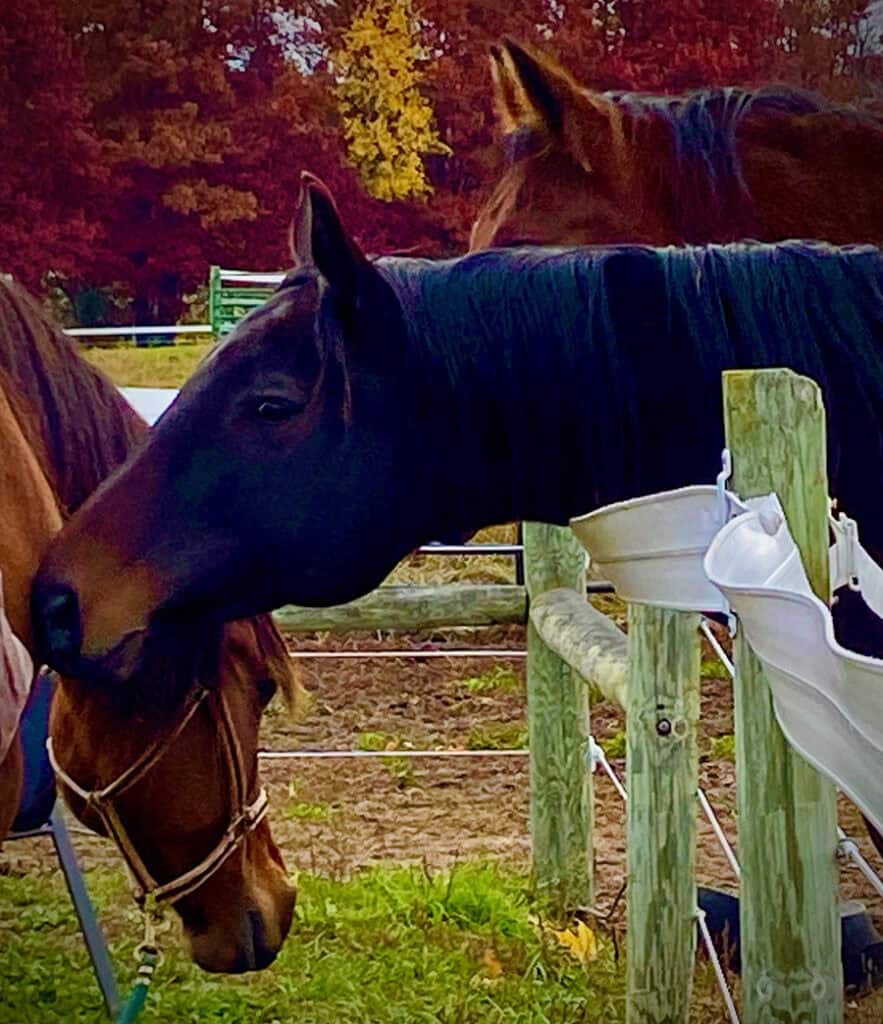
[656, 718, 672, 736]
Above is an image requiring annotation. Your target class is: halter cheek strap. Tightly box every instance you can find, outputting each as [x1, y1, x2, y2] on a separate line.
[47, 686, 269, 908]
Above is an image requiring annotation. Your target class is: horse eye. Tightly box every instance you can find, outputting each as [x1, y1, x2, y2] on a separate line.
[255, 398, 302, 423]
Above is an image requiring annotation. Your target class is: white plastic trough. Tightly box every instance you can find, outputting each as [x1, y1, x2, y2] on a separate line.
[571, 487, 883, 834]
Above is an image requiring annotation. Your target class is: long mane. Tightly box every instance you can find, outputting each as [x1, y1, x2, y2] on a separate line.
[607, 85, 877, 243]
[377, 240, 883, 514]
[0, 280, 145, 513]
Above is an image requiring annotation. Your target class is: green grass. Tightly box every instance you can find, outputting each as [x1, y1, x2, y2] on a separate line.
[354, 734, 420, 788]
[600, 730, 627, 759]
[283, 800, 340, 822]
[710, 734, 737, 761]
[460, 665, 522, 695]
[80, 340, 213, 388]
[0, 862, 626, 1023]
[466, 722, 529, 751]
[700, 657, 729, 679]
[355, 730, 402, 752]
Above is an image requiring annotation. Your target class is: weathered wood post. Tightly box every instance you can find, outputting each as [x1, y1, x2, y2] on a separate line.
[523, 522, 593, 913]
[625, 605, 701, 1024]
[724, 368, 842, 1024]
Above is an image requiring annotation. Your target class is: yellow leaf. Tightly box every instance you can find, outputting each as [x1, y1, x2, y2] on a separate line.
[482, 947, 503, 978]
[551, 920, 599, 965]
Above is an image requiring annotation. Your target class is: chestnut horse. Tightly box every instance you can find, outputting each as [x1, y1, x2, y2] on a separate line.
[0, 373, 61, 840]
[0, 279, 296, 972]
[471, 40, 883, 252]
[471, 41, 883, 860]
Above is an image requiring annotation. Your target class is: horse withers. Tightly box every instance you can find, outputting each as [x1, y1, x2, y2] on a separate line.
[0, 279, 296, 972]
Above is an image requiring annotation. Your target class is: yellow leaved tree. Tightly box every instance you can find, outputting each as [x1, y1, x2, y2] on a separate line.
[333, 0, 448, 201]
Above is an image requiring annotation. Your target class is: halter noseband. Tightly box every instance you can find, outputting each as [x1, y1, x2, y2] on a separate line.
[47, 685, 268, 907]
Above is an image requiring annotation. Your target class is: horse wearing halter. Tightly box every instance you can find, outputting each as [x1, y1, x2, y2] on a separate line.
[47, 682, 268, 908]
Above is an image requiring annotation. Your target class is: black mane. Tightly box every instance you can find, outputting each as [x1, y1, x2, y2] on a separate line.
[377, 241, 883, 526]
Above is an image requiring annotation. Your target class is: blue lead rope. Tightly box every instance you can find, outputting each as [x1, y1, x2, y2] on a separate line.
[114, 945, 159, 1024]
[115, 900, 162, 1024]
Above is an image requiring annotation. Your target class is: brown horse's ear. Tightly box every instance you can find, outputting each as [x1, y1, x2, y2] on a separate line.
[498, 38, 618, 175]
[489, 43, 522, 134]
[290, 173, 370, 297]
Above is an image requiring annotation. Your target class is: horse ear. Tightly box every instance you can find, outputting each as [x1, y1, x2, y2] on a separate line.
[498, 38, 617, 175]
[290, 173, 370, 297]
[489, 43, 522, 134]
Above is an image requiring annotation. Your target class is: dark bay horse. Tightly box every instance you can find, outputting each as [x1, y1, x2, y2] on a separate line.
[471, 40, 883, 252]
[34, 176, 883, 664]
[0, 279, 297, 972]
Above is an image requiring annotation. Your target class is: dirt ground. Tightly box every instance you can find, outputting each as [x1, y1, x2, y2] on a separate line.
[4, 616, 882, 1017]
[263, 621, 880, 917]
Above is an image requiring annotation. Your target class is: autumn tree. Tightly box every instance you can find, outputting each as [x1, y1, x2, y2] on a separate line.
[333, 0, 448, 201]
[58, 0, 270, 322]
[6, 0, 878, 321]
[0, 0, 104, 294]
[779, 0, 880, 98]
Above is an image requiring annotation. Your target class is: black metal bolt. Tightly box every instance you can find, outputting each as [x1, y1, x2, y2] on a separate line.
[656, 718, 672, 736]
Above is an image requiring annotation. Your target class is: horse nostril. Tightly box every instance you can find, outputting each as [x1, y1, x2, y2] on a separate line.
[247, 909, 277, 970]
[33, 584, 83, 671]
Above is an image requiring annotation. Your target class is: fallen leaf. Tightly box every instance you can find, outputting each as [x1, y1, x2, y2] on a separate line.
[482, 947, 503, 978]
[551, 920, 599, 965]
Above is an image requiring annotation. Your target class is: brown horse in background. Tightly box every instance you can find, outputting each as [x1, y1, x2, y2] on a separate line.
[471, 39, 883, 251]
[472, 40, 883, 863]
[0, 279, 297, 972]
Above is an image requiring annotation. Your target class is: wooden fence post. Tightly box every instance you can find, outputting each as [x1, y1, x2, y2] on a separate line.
[523, 522, 593, 913]
[724, 368, 842, 1024]
[625, 606, 701, 1024]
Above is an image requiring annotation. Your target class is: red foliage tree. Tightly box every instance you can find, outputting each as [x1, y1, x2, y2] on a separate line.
[4, 0, 879, 320]
[0, 1, 104, 293]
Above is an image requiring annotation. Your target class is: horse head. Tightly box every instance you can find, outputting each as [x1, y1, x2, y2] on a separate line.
[471, 40, 883, 252]
[0, 277, 297, 970]
[469, 39, 660, 251]
[34, 177, 435, 682]
[48, 615, 297, 972]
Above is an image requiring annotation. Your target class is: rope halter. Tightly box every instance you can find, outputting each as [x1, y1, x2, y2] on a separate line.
[47, 684, 269, 908]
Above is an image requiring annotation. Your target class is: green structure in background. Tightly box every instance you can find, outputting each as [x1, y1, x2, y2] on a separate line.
[208, 266, 280, 340]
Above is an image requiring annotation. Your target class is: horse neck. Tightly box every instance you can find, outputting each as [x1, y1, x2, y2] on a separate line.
[0, 283, 146, 510]
[386, 248, 730, 534]
[739, 107, 883, 247]
[0, 384, 63, 650]
[387, 252, 657, 530]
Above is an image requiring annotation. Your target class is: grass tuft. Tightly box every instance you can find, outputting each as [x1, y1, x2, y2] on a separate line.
[0, 861, 627, 1023]
[460, 665, 522, 695]
[466, 722, 528, 751]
